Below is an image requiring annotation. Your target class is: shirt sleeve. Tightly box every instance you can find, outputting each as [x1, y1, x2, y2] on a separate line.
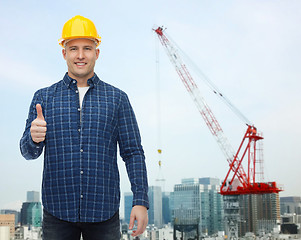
[20, 90, 45, 160]
[117, 92, 149, 209]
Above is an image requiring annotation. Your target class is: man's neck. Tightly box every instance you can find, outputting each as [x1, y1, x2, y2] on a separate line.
[67, 73, 93, 87]
[76, 79, 89, 87]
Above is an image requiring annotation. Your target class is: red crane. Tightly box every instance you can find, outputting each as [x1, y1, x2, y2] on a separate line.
[154, 26, 282, 195]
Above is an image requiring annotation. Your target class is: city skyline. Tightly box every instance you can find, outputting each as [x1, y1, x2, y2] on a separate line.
[1, 189, 301, 239]
[1, 1, 301, 210]
[2, 182, 301, 220]
[1, 182, 301, 238]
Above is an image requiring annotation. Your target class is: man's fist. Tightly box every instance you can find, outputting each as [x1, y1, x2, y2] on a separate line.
[30, 104, 47, 143]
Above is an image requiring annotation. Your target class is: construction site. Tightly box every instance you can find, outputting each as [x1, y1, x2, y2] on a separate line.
[153, 26, 284, 240]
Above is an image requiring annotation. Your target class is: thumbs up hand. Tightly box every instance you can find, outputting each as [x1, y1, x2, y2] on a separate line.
[30, 104, 47, 143]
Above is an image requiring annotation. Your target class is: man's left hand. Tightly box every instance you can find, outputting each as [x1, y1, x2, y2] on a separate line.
[128, 205, 148, 237]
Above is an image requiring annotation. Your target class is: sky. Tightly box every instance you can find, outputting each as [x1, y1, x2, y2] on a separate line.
[0, 0, 301, 214]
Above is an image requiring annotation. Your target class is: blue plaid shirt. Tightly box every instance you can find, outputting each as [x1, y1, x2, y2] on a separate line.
[20, 73, 149, 222]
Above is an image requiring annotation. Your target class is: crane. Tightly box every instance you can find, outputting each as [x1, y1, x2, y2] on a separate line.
[153, 26, 281, 196]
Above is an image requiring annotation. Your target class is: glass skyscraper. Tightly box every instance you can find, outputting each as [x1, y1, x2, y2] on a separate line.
[172, 177, 224, 236]
[162, 192, 171, 224]
[124, 192, 133, 224]
[20, 202, 42, 227]
[27, 191, 40, 202]
[20, 191, 42, 227]
[280, 196, 301, 215]
[148, 186, 163, 228]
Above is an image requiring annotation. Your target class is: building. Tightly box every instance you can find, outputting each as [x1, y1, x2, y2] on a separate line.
[21, 202, 42, 227]
[20, 191, 42, 227]
[172, 178, 224, 236]
[0, 226, 10, 240]
[238, 193, 281, 236]
[280, 196, 301, 215]
[148, 186, 163, 228]
[147, 224, 174, 240]
[124, 190, 171, 228]
[27, 191, 40, 202]
[15, 225, 42, 240]
[0, 209, 20, 225]
[0, 214, 15, 239]
[199, 178, 224, 234]
[124, 192, 133, 224]
[280, 197, 301, 235]
[162, 192, 171, 224]
[281, 213, 301, 234]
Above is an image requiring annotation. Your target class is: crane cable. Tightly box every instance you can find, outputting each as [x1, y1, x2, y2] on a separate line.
[165, 31, 252, 126]
[155, 32, 162, 159]
[155, 33, 165, 188]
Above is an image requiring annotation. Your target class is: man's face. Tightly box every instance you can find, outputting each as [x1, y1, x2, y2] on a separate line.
[62, 38, 100, 82]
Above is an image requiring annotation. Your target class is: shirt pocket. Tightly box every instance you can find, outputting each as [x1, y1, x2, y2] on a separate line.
[87, 102, 118, 135]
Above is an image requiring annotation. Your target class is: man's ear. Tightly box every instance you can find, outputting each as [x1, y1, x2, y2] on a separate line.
[96, 48, 100, 60]
[62, 48, 66, 60]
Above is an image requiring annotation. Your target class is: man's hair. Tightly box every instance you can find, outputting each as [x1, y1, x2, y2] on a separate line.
[63, 38, 99, 48]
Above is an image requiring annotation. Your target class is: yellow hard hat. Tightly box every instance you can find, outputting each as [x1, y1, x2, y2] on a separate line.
[59, 15, 101, 47]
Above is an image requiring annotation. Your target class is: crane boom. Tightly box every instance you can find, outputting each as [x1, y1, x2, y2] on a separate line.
[154, 27, 248, 186]
[154, 26, 281, 195]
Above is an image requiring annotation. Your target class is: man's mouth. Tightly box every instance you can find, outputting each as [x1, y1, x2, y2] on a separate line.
[75, 62, 86, 66]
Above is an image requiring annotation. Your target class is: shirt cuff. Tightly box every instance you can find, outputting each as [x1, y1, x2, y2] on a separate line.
[132, 193, 149, 209]
[28, 133, 44, 154]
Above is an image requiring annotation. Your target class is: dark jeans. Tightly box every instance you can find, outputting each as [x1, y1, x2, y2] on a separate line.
[42, 209, 120, 240]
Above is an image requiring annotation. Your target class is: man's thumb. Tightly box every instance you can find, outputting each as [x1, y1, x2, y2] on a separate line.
[36, 104, 44, 120]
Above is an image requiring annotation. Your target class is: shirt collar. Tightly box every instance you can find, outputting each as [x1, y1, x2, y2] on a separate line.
[63, 72, 100, 89]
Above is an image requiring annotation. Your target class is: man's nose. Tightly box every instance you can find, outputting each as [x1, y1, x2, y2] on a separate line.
[77, 49, 84, 59]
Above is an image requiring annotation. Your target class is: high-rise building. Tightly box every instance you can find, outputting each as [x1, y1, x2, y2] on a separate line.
[239, 193, 281, 236]
[20, 191, 42, 227]
[148, 186, 163, 228]
[124, 192, 133, 224]
[162, 192, 171, 224]
[172, 178, 224, 236]
[27, 191, 40, 202]
[0, 214, 15, 239]
[124, 190, 171, 226]
[280, 196, 301, 215]
[20, 202, 42, 227]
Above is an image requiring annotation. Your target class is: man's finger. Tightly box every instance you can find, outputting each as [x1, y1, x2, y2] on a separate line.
[34, 119, 47, 127]
[31, 125, 47, 132]
[135, 219, 144, 235]
[33, 137, 45, 143]
[129, 214, 135, 230]
[132, 218, 147, 236]
[36, 104, 45, 120]
[32, 132, 47, 138]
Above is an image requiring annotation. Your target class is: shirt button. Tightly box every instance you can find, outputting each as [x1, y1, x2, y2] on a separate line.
[75, 90, 79, 93]
[80, 149, 83, 152]
[80, 171, 84, 175]
[81, 195, 83, 199]
[78, 108, 81, 111]
[73, 80, 76, 84]
[78, 129, 81, 132]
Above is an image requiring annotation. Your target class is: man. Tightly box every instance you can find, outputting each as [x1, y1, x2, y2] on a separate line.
[20, 15, 149, 240]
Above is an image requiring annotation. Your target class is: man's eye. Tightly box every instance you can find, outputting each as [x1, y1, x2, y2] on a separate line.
[70, 48, 77, 51]
[85, 47, 92, 50]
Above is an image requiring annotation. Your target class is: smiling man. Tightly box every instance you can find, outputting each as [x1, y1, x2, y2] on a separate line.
[63, 38, 99, 87]
[20, 15, 149, 240]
